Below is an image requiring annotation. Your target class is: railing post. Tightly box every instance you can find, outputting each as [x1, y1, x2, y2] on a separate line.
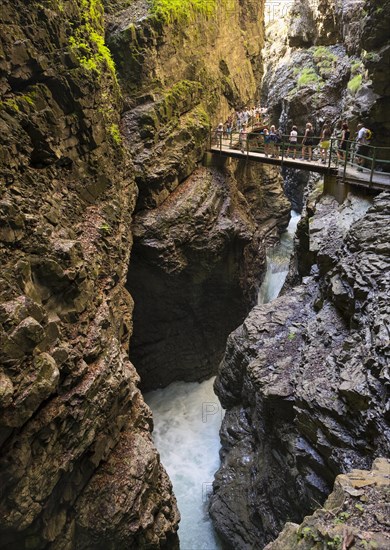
[281, 138, 285, 164]
[328, 138, 333, 169]
[343, 142, 349, 181]
[369, 146, 376, 187]
[230, 131, 233, 149]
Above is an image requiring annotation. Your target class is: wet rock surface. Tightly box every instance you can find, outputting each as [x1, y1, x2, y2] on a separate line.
[265, 458, 390, 550]
[114, 0, 292, 390]
[210, 191, 390, 548]
[0, 1, 179, 547]
[0, 0, 288, 546]
[128, 163, 290, 390]
[262, 0, 390, 146]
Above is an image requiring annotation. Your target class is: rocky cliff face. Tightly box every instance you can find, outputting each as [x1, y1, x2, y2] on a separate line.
[0, 0, 293, 546]
[262, 0, 390, 146]
[0, 1, 179, 547]
[210, 190, 390, 548]
[128, 162, 290, 390]
[265, 458, 390, 550]
[103, 0, 292, 390]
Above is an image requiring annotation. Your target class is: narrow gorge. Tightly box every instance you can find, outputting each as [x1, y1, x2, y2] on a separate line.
[0, 1, 389, 550]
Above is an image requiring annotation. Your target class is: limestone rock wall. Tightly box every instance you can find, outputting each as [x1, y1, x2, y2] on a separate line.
[128, 162, 290, 390]
[262, 0, 390, 147]
[210, 191, 390, 548]
[104, 0, 293, 390]
[107, 0, 265, 211]
[0, 1, 179, 547]
[265, 458, 390, 550]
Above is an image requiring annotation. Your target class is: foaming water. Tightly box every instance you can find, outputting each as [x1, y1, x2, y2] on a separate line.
[145, 378, 224, 550]
[258, 210, 301, 304]
[146, 210, 301, 549]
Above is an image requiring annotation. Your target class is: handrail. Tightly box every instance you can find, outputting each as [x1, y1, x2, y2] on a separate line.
[211, 131, 390, 162]
[209, 129, 390, 186]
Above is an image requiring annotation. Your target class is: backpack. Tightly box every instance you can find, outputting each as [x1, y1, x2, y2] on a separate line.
[365, 129, 372, 141]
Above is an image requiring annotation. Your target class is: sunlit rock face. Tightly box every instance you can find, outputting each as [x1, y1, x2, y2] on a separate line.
[0, 1, 179, 547]
[262, 0, 390, 146]
[106, 0, 265, 211]
[210, 191, 390, 548]
[106, 0, 292, 390]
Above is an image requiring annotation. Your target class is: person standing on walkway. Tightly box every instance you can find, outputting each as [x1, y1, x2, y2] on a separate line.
[216, 122, 224, 147]
[263, 127, 270, 156]
[269, 125, 280, 158]
[356, 123, 369, 171]
[301, 122, 314, 161]
[239, 124, 248, 153]
[338, 122, 350, 162]
[287, 125, 298, 159]
[319, 123, 331, 163]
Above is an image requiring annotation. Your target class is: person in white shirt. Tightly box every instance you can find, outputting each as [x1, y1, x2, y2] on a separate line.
[239, 124, 248, 153]
[287, 125, 298, 159]
[356, 123, 369, 170]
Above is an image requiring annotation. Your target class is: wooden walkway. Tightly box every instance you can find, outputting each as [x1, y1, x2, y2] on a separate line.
[209, 143, 390, 191]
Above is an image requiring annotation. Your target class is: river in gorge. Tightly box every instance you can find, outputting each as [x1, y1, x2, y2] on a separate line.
[145, 210, 301, 550]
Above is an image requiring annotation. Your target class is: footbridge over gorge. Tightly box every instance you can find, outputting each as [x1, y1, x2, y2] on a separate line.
[208, 132, 390, 200]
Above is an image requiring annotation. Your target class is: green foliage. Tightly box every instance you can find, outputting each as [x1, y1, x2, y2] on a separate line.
[334, 511, 350, 524]
[312, 46, 337, 79]
[288, 331, 297, 341]
[355, 503, 364, 513]
[327, 535, 342, 548]
[99, 222, 112, 234]
[350, 59, 363, 74]
[68, 0, 117, 79]
[0, 91, 37, 113]
[313, 46, 337, 64]
[297, 67, 321, 88]
[151, 0, 233, 23]
[109, 123, 122, 145]
[363, 51, 380, 63]
[347, 74, 362, 95]
[152, 0, 215, 22]
[0, 99, 20, 112]
[23, 94, 35, 106]
[297, 525, 321, 544]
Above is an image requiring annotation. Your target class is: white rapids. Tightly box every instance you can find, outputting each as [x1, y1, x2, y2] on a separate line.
[145, 210, 302, 549]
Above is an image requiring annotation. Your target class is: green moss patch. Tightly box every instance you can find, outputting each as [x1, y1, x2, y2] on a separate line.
[151, 0, 233, 23]
[347, 74, 362, 95]
[68, 0, 117, 79]
[312, 46, 338, 79]
[297, 67, 322, 88]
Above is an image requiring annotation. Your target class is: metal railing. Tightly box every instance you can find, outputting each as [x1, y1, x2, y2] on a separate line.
[210, 130, 390, 187]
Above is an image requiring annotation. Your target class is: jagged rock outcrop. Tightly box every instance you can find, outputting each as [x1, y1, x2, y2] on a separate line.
[107, 0, 265, 211]
[262, 0, 390, 146]
[104, 0, 293, 390]
[265, 458, 390, 550]
[128, 163, 290, 390]
[0, 1, 179, 547]
[1, 0, 292, 545]
[210, 191, 390, 548]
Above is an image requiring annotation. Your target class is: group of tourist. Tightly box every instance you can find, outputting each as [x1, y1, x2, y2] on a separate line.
[215, 112, 372, 170]
[216, 106, 266, 139]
